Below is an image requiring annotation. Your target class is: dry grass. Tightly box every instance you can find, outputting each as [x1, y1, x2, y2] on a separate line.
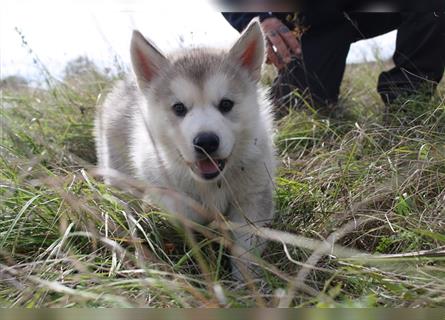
[1, 58, 444, 307]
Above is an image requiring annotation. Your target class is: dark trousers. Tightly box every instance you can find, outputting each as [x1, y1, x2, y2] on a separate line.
[272, 13, 445, 108]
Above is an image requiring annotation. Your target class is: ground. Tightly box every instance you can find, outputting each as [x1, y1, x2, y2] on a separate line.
[1, 59, 444, 307]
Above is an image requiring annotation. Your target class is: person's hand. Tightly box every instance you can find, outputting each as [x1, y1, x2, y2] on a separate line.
[260, 17, 302, 69]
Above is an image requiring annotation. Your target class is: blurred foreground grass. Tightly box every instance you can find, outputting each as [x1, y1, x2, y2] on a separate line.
[1, 58, 444, 307]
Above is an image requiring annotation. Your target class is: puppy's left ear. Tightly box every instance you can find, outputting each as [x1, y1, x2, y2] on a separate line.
[228, 18, 265, 82]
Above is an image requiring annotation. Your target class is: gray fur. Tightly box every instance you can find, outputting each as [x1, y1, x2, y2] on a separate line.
[94, 19, 276, 279]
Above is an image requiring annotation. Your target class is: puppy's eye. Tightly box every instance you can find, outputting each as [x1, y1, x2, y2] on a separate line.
[218, 99, 234, 113]
[172, 102, 187, 117]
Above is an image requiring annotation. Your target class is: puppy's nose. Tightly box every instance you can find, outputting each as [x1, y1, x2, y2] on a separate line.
[193, 132, 220, 155]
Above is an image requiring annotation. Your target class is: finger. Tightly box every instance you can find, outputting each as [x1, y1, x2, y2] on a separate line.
[266, 30, 292, 64]
[277, 25, 302, 56]
[266, 41, 285, 69]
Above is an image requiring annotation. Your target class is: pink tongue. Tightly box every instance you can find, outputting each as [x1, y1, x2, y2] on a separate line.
[197, 159, 218, 174]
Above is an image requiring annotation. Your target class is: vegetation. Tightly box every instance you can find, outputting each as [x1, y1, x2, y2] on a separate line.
[1, 57, 444, 307]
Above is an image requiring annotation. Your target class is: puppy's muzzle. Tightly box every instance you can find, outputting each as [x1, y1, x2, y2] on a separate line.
[192, 132, 226, 180]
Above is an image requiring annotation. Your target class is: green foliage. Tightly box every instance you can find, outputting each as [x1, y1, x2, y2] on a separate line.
[1, 58, 444, 307]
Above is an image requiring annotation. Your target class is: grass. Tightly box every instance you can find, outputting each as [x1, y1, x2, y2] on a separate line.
[1, 58, 444, 308]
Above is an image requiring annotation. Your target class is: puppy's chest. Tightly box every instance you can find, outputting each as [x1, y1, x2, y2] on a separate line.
[189, 183, 232, 215]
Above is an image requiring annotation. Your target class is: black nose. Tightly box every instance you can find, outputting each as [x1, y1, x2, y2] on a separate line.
[193, 132, 220, 155]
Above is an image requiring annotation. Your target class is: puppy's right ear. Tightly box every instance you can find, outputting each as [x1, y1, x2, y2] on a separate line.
[130, 30, 168, 87]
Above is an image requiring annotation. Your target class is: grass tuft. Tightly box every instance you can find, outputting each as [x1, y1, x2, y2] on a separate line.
[1, 60, 444, 307]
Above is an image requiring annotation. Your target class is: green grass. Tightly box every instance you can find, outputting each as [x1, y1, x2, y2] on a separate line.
[1, 60, 444, 307]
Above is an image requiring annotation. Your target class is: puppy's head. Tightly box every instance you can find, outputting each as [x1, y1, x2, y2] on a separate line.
[130, 19, 265, 182]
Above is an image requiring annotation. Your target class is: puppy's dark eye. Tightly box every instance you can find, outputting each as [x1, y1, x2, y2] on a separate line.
[218, 99, 234, 113]
[172, 102, 187, 117]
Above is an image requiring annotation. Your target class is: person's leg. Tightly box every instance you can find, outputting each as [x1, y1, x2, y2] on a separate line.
[271, 13, 401, 116]
[270, 13, 352, 115]
[346, 13, 402, 40]
[377, 13, 445, 104]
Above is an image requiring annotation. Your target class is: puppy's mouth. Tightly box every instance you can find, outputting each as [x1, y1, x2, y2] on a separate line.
[192, 158, 226, 180]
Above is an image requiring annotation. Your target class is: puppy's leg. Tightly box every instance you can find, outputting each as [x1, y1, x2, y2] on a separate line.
[151, 191, 214, 226]
[227, 187, 274, 280]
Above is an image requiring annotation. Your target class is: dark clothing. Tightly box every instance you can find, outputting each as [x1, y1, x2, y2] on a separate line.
[223, 12, 445, 108]
[222, 12, 295, 31]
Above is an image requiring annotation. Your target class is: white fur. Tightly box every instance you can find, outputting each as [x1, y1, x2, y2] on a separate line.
[94, 19, 276, 279]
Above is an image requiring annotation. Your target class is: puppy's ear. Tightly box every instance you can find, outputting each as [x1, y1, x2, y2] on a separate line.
[228, 18, 265, 82]
[130, 30, 168, 87]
